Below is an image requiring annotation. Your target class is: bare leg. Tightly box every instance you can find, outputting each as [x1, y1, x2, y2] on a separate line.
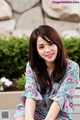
[14, 116, 25, 120]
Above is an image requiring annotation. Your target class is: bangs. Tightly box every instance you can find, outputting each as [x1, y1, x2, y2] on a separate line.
[40, 35, 56, 44]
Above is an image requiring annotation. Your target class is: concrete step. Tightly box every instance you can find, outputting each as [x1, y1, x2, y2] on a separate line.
[0, 90, 80, 120]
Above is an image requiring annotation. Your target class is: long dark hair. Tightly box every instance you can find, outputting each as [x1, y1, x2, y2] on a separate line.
[29, 25, 68, 94]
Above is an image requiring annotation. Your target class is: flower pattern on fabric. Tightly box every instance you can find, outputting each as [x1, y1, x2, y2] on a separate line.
[13, 59, 79, 120]
[49, 60, 79, 115]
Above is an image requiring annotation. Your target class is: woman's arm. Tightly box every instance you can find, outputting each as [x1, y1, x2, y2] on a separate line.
[45, 101, 60, 120]
[25, 98, 36, 120]
[45, 61, 79, 120]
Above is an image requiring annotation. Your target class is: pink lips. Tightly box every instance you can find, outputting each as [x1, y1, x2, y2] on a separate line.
[46, 54, 53, 58]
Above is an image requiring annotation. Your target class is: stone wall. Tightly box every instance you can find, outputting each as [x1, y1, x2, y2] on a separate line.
[0, 0, 80, 39]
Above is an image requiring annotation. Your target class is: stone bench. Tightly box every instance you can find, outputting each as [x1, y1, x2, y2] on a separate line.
[0, 90, 80, 120]
[70, 89, 80, 119]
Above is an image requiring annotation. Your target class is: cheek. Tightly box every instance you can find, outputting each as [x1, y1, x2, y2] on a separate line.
[53, 45, 58, 53]
[37, 48, 42, 56]
[53, 46, 58, 56]
[56, 47, 58, 54]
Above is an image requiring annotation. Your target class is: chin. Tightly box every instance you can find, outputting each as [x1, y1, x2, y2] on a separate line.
[48, 57, 56, 61]
[46, 59, 55, 62]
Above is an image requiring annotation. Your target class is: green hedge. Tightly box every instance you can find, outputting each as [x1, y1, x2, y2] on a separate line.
[15, 74, 26, 90]
[0, 36, 80, 80]
[62, 37, 80, 66]
[0, 36, 29, 79]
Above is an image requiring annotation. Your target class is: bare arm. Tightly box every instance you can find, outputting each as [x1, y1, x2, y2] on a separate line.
[45, 62, 79, 120]
[25, 98, 36, 120]
[45, 101, 60, 120]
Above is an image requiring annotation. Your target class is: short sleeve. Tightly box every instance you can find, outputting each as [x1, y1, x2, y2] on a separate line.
[49, 61, 79, 113]
[20, 62, 43, 105]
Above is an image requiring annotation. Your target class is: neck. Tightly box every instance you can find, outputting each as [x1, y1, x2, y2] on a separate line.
[46, 62, 55, 75]
[46, 62, 54, 69]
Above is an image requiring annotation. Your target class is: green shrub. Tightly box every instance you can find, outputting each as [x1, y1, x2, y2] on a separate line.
[0, 36, 29, 79]
[0, 36, 80, 81]
[62, 37, 80, 66]
[15, 73, 26, 90]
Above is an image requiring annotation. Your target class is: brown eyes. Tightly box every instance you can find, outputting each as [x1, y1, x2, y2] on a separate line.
[38, 46, 44, 49]
[49, 42, 54, 45]
[38, 43, 54, 49]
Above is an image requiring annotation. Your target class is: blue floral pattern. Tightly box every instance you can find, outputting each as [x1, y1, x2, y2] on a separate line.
[13, 59, 79, 120]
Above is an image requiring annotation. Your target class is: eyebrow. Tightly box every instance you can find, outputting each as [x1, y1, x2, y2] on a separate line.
[37, 44, 44, 47]
[37, 41, 54, 46]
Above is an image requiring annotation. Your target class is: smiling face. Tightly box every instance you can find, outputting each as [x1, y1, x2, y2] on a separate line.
[37, 36, 58, 67]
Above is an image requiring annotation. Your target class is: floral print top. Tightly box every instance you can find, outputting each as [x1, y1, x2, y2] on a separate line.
[14, 59, 79, 120]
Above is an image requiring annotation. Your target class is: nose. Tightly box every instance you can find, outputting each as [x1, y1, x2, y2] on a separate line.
[45, 46, 51, 53]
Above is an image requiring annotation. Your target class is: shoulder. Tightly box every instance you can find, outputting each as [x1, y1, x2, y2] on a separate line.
[26, 61, 30, 66]
[26, 61, 36, 76]
[26, 61, 31, 69]
[66, 59, 79, 72]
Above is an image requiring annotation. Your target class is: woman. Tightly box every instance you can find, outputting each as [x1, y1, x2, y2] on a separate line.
[13, 25, 79, 120]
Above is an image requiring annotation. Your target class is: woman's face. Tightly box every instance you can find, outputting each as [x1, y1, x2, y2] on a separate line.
[37, 36, 58, 65]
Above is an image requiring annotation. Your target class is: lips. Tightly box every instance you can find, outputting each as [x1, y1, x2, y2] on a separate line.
[46, 53, 53, 58]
